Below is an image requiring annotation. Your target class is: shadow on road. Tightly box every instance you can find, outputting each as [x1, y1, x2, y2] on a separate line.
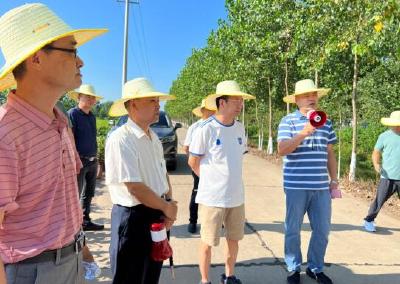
[246, 221, 400, 236]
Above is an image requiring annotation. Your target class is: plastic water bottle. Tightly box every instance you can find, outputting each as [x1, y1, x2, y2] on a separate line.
[83, 261, 101, 280]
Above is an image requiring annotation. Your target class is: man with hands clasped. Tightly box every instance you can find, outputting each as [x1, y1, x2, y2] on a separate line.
[106, 78, 177, 284]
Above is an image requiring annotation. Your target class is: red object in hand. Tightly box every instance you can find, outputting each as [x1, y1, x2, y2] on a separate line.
[150, 222, 173, 261]
[306, 110, 327, 128]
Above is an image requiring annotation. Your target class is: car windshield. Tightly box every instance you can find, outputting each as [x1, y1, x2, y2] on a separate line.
[151, 112, 170, 128]
[116, 112, 171, 128]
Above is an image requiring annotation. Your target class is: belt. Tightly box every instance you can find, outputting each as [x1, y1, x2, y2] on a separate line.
[19, 231, 85, 264]
[80, 156, 97, 162]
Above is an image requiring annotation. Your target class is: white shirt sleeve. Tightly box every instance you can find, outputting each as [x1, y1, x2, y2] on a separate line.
[105, 130, 142, 184]
[242, 124, 248, 154]
[183, 123, 195, 146]
[189, 125, 207, 156]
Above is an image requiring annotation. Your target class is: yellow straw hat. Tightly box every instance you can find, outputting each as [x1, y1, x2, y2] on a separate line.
[109, 77, 175, 117]
[381, 111, 400, 126]
[68, 84, 103, 102]
[0, 3, 108, 91]
[192, 98, 217, 117]
[283, 79, 330, 104]
[205, 80, 255, 109]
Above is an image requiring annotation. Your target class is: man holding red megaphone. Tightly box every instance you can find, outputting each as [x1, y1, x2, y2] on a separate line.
[278, 79, 340, 284]
[306, 110, 327, 128]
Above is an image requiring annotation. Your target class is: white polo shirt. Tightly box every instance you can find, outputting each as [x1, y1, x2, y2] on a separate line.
[189, 116, 246, 208]
[105, 118, 168, 207]
[183, 119, 203, 147]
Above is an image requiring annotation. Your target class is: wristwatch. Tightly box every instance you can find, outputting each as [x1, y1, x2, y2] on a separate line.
[330, 180, 339, 184]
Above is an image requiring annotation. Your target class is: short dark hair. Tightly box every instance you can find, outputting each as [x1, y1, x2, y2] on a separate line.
[12, 61, 27, 80]
[216, 95, 229, 109]
[12, 44, 53, 80]
[124, 100, 132, 110]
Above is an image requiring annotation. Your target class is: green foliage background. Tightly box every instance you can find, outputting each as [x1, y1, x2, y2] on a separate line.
[165, 0, 400, 180]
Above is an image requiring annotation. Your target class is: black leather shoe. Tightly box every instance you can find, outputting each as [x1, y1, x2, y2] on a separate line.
[83, 220, 104, 231]
[188, 223, 197, 233]
[287, 271, 300, 284]
[306, 268, 333, 284]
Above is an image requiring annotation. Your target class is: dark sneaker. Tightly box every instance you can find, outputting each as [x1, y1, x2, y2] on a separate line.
[199, 281, 211, 284]
[188, 223, 197, 233]
[306, 268, 333, 284]
[287, 271, 300, 284]
[83, 220, 104, 231]
[220, 273, 226, 284]
[221, 275, 242, 284]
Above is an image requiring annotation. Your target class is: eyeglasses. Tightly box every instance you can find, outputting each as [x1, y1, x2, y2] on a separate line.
[43, 46, 78, 58]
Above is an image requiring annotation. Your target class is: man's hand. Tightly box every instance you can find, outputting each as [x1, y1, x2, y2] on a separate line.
[299, 122, 316, 137]
[163, 200, 178, 221]
[374, 164, 381, 174]
[164, 217, 175, 231]
[329, 180, 339, 191]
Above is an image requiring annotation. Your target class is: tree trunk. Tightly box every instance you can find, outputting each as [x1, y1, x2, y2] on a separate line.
[285, 59, 290, 114]
[348, 52, 358, 182]
[267, 77, 273, 154]
[255, 100, 262, 150]
[338, 107, 342, 179]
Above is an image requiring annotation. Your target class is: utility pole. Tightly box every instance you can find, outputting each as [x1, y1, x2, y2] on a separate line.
[118, 0, 139, 86]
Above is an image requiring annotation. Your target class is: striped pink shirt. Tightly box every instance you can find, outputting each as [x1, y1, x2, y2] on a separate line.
[0, 91, 82, 263]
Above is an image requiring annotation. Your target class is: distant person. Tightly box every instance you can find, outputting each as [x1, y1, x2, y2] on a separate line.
[188, 80, 255, 284]
[278, 79, 339, 284]
[364, 111, 400, 232]
[106, 78, 178, 284]
[68, 84, 104, 231]
[0, 3, 106, 283]
[183, 99, 216, 233]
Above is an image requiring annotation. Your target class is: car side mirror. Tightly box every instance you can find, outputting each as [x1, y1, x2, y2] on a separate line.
[174, 122, 182, 130]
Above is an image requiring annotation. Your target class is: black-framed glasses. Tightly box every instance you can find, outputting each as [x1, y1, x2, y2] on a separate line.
[43, 46, 78, 58]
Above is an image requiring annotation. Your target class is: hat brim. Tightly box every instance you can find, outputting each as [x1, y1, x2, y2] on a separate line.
[381, 118, 400, 126]
[192, 107, 203, 118]
[192, 104, 217, 118]
[68, 91, 103, 102]
[0, 28, 108, 92]
[109, 92, 175, 117]
[283, 88, 330, 104]
[205, 92, 255, 110]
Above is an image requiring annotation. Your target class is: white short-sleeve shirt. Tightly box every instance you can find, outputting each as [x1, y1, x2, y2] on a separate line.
[105, 118, 168, 207]
[183, 119, 203, 146]
[189, 116, 246, 208]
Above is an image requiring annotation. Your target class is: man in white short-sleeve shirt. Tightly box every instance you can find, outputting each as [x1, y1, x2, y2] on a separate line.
[188, 80, 255, 284]
[183, 98, 215, 234]
[105, 78, 178, 284]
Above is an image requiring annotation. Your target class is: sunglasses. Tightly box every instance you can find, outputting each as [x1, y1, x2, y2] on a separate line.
[43, 45, 78, 58]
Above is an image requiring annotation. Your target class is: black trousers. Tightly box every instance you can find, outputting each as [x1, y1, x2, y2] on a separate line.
[77, 158, 98, 220]
[110, 204, 164, 284]
[189, 171, 199, 224]
[365, 178, 400, 222]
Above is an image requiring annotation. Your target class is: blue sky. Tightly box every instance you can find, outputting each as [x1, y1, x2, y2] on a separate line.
[0, 1, 227, 102]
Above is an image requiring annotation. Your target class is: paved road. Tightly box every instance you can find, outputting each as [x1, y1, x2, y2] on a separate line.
[88, 128, 400, 284]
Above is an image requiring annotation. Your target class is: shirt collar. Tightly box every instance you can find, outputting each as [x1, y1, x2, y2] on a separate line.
[7, 90, 67, 130]
[76, 107, 92, 116]
[294, 109, 306, 119]
[126, 117, 155, 139]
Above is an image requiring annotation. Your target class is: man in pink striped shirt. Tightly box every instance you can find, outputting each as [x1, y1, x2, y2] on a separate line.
[0, 3, 106, 283]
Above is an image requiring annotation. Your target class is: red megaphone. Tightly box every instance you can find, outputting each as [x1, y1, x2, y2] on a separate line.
[306, 110, 327, 128]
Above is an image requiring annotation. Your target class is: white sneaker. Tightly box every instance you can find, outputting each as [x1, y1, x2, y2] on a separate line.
[364, 221, 376, 232]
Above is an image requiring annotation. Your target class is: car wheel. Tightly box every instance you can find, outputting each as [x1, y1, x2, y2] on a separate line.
[167, 160, 177, 171]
